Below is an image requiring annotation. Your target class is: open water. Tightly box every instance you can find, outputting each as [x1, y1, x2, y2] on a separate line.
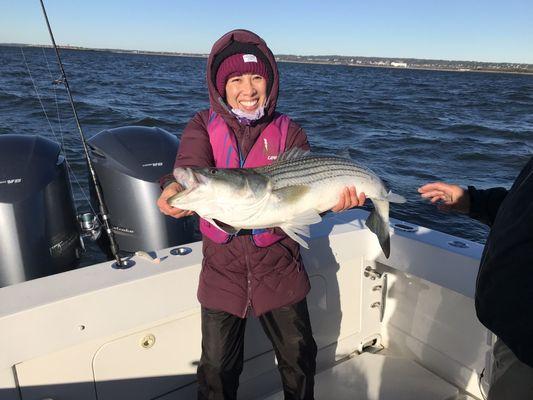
[0, 46, 532, 265]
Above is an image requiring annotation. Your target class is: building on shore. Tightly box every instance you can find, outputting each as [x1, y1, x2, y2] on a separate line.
[391, 61, 408, 68]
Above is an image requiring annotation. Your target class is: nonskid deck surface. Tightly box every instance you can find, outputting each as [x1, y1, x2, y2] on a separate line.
[261, 352, 474, 400]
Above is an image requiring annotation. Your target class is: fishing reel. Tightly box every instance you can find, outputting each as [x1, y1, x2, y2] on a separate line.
[77, 212, 102, 241]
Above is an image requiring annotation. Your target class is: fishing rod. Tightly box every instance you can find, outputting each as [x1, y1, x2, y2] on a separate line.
[39, 0, 128, 268]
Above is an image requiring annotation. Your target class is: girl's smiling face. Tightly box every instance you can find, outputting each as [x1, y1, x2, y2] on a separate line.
[225, 74, 267, 112]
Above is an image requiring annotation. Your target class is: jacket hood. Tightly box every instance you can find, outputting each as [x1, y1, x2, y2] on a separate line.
[206, 30, 279, 124]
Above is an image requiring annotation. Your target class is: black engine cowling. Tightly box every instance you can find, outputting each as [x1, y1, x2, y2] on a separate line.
[88, 126, 198, 256]
[0, 135, 82, 287]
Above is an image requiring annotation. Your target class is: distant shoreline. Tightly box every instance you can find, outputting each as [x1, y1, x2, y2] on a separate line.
[3, 43, 532, 76]
[278, 59, 533, 76]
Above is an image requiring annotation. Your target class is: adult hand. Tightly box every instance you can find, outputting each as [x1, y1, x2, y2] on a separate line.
[157, 182, 194, 218]
[418, 182, 470, 213]
[331, 186, 366, 212]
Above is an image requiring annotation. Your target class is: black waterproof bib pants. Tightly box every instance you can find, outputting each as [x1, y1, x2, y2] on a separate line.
[197, 298, 317, 400]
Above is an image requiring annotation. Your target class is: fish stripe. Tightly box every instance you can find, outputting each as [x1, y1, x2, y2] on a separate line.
[257, 156, 379, 189]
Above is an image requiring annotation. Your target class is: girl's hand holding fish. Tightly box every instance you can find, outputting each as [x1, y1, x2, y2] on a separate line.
[157, 182, 194, 218]
[331, 186, 366, 212]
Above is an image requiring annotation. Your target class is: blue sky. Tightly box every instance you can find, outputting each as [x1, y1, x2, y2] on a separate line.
[1, 0, 532, 63]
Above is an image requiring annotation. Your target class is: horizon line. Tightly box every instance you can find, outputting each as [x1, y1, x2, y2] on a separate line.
[2, 42, 531, 66]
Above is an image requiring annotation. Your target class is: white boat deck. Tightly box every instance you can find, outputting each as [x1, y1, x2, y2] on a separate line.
[0, 210, 489, 400]
[262, 351, 475, 400]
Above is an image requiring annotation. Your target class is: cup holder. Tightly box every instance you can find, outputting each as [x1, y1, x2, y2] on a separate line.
[393, 223, 418, 233]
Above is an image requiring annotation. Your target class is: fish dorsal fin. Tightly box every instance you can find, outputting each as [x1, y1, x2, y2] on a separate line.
[276, 147, 312, 163]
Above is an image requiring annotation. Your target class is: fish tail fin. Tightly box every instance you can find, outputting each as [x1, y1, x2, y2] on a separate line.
[365, 199, 391, 258]
[387, 190, 406, 204]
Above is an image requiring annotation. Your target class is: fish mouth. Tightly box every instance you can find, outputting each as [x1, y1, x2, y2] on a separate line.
[167, 168, 197, 205]
[172, 167, 210, 197]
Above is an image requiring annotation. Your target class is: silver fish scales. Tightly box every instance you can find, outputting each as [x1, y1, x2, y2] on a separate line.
[259, 155, 381, 189]
[169, 150, 406, 257]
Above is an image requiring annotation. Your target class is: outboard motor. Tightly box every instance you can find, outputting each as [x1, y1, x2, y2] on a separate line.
[0, 135, 82, 287]
[87, 126, 197, 255]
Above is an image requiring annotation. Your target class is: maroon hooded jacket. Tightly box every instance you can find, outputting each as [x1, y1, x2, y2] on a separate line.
[166, 30, 311, 317]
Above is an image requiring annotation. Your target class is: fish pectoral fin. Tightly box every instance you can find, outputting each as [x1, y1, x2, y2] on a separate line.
[206, 218, 240, 235]
[280, 209, 322, 248]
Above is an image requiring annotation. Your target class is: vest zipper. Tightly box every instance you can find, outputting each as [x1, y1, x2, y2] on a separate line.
[241, 125, 251, 166]
[242, 125, 252, 317]
[243, 250, 252, 318]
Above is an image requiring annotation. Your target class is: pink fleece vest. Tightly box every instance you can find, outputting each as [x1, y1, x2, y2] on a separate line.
[200, 111, 290, 246]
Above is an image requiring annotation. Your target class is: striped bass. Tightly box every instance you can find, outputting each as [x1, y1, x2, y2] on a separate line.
[169, 149, 406, 257]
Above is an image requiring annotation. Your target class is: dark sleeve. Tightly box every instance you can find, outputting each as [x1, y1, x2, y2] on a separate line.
[468, 157, 533, 226]
[159, 111, 215, 188]
[285, 120, 311, 151]
[467, 186, 508, 226]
